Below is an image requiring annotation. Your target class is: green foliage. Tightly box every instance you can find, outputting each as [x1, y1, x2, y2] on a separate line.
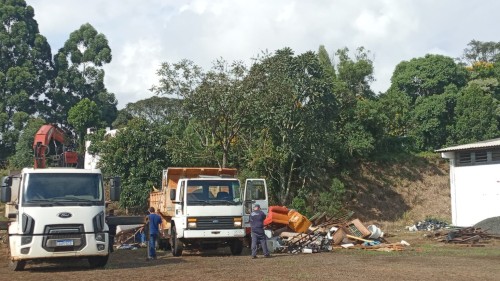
[390, 54, 467, 101]
[408, 87, 459, 151]
[9, 117, 46, 168]
[68, 98, 100, 151]
[316, 178, 346, 216]
[447, 83, 500, 145]
[243, 48, 337, 204]
[462, 40, 500, 64]
[47, 23, 116, 128]
[89, 118, 172, 211]
[0, 0, 52, 159]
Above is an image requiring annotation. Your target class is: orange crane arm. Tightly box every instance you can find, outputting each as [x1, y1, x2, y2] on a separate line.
[33, 124, 78, 168]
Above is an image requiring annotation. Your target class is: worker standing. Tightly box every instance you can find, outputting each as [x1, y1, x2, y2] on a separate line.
[146, 207, 162, 260]
[249, 204, 270, 258]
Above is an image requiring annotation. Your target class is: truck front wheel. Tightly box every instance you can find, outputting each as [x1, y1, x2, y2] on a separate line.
[9, 260, 26, 271]
[171, 226, 183, 257]
[230, 239, 243, 255]
[88, 255, 109, 268]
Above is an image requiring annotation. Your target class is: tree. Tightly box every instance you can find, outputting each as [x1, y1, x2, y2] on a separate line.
[10, 117, 46, 168]
[448, 83, 500, 145]
[46, 23, 117, 127]
[462, 40, 500, 64]
[0, 0, 52, 159]
[390, 54, 467, 101]
[408, 86, 458, 151]
[89, 118, 171, 211]
[244, 48, 337, 204]
[67, 98, 100, 151]
[122, 96, 184, 124]
[152, 59, 250, 168]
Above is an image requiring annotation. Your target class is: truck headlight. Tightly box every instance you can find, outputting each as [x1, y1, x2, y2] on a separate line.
[188, 218, 197, 228]
[234, 217, 242, 228]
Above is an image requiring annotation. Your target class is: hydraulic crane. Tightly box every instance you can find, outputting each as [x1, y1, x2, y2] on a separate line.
[33, 124, 79, 168]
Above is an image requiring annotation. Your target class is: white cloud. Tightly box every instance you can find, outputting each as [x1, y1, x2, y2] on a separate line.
[26, 0, 500, 108]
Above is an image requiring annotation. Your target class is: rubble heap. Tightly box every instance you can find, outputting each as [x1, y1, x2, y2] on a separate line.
[264, 207, 409, 254]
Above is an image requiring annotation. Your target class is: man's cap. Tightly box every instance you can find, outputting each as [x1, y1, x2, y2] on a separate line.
[254, 204, 260, 208]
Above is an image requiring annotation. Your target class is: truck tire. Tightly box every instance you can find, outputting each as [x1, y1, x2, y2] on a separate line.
[230, 239, 243, 255]
[88, 255, 109, 268]
[9, 260, 26, 271]
[171, 226, 183, 257]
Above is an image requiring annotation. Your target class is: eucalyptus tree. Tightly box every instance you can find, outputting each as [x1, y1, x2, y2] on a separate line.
[46, 23, 117, 128]
[0, 0, 52, 158]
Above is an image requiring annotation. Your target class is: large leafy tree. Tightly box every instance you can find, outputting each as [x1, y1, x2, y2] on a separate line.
[0, 0, 52, 159]
[408, 86, 458, 151]
[46, 23, 117, 128]
[89, 118, 171, 211]
[448, 83, 500, 144]
[244, 48, 337, 204]
[152, 59, 250, 168]
[67, 98, 100, 151]
[390, 54, 467, 101]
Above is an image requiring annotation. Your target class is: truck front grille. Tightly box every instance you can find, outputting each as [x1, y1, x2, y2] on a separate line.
[42, 224, 86, 252]
[194, 217, 236, 230]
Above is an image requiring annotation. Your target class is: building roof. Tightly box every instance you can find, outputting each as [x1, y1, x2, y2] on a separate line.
[435, 138, 500, 152]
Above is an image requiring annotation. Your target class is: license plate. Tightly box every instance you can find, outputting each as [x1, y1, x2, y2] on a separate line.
[56, 239, 74, 246]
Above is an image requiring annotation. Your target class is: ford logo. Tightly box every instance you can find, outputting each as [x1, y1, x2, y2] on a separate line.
[58, 212, 72, 218]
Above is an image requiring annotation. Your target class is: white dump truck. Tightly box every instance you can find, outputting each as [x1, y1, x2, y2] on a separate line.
[1, 168, 120, 271]
[149, 167, 268, 256]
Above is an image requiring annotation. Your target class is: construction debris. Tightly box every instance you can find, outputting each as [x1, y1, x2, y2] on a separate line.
[407, 219, 448, 232]
[263, 207, 408, 254]
[429, 227, 499, 245]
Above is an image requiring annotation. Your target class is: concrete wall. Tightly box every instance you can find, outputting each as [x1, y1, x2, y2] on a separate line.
[446, 152, 500, 226]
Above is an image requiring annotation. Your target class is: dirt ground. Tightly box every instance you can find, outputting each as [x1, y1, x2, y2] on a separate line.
[2, 233, 500, 281]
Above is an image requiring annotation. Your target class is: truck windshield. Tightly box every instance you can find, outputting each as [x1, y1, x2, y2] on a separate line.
[23, 173, 103, 205]
[186, 179, 241, 205]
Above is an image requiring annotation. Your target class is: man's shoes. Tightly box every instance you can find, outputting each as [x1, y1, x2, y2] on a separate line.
[252, 256, 257, 259]
[264, 255, 271, 258]
[146, 257, 151, 261]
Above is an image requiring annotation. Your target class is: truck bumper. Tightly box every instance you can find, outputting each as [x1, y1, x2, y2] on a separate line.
[9, 233, 109, 261]
[182, 229, 245, 239]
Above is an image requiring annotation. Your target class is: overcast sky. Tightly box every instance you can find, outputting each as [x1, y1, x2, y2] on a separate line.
[27, 0, 500, 108]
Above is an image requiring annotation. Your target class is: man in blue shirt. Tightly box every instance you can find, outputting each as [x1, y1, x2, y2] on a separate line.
[249, 204, 270, 258]
[146, 207, 163, 260]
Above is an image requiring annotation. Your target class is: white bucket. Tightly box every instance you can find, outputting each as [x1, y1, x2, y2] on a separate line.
[367, 225, 383, 239]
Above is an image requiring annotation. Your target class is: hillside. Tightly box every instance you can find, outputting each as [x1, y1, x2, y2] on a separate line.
[342, 154, 451, 225]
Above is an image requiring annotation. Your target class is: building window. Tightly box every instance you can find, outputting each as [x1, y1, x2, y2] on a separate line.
[456, 149, 500, 166]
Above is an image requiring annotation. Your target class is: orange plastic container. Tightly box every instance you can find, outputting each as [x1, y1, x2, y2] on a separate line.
[288, 210, 312, 233]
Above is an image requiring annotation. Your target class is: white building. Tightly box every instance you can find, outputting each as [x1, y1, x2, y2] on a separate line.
[84, 127, 118, 169]
[437, 139, 500, 226]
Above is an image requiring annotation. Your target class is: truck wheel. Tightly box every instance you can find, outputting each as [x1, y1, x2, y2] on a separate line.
[171, 226, 183, 257]
[230, 239, 243, 255]
[88, 255, 109, 268]
[9, 260, 26, 271]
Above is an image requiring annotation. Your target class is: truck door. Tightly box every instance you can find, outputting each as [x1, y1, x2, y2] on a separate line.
[243, 179, 268, 228]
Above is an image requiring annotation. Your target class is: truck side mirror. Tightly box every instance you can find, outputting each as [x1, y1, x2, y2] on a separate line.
[169, 189, 176, 201]
[1, 176, 12, 203]
[110, 177, 121, 202]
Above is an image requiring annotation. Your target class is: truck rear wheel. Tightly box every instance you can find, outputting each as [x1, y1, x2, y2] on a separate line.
[230, 239, 243, 255]
[88, 255, 109, 268]
[171, 226, 183, 257]
[9, 260, 26, 271]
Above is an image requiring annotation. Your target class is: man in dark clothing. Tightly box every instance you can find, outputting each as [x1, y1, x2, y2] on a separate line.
[146, 207, 163, 260]
[249, 204, 270, 258]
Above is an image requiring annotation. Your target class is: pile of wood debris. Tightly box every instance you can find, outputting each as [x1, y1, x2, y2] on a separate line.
[427, 227, 500, 247]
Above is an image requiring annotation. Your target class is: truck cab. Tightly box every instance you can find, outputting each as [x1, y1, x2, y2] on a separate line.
[1, 168, 120, 271]
[149, 167, 268, 256]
